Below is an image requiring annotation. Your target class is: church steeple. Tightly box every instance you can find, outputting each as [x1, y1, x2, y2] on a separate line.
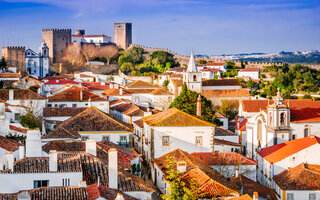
[187, 51, 197, 72]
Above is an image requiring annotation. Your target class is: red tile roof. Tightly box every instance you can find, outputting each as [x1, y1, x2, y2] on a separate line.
[133, 119, 144, 128]
[202, 89, 250, 98]
[149, 88, 174, 95]
[42, 107, 133, 139]
[0, 89, 46, 100]
[110, 98, 131, 106]
[44, 79, 79, 85]
[0, 135, 23, 152]
[202, 79, 241, 87]
[258, 136, 320, 164]
[273, 163, 320, 190]
[200, 68, 221, 72]
[153, 149, 239, 198]
[82, 82, 110, 91]
[125, 80, 159, 89]
[214, 138, 242, 147]
[236, 118, 247, 131]
[9, 125, 28, 133]
[112, 103, 159, 117]
[141, 108, 215, 127]
[167, 67, 187, 72]
[101, 88, 131, 96]
[215, 127, 237, 136]
[191, 152, 257, 165]
[0, 73, 21, 78]
[43, 107, 87, 117]
[49, 85, 107, 102]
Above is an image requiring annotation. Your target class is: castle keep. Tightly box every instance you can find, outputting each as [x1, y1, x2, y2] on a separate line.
[113, 23, 132, 49]
[1, 46, 26, 71]
[42, 29, 71, 63]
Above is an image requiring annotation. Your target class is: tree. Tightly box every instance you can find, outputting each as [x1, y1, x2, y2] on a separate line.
[169, 83, 217, 123]
[99, 45, 118, 65]
[240, 59, 245, 69]
[246, 80, 257, 89]
[81, 44, 98, 63]
[161, 156, 204, 200]
[63, 43, 84, 65]
[120, 62, 134, 73]
[163, 79, 169, 87]
[0, 57, 7, 71]
[218, 100, 239, 120]
[125, 46, 144, 64]
[20, 111, 40, 129]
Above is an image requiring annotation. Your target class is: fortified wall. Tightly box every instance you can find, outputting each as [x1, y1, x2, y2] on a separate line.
[1, 46, 25, 72]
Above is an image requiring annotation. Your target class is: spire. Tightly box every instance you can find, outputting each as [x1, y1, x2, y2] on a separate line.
[275, 87, 284, 106]
[187, 51, 197, 72]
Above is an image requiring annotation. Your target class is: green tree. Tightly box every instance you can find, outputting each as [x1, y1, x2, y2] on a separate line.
[163, 79, 169, 87]
[20, 112, 40, 129]
[151, 51, 173, 65]
[240, 59, 245, 69]
[120, 62, 134, 74]
[169, 83, 217, 123]
[218, 100, 239, 120]
[161, 156, 204, 200]
[246, 80, 257, 89]
[225, 61, 235, 68]
[125, 46, 144, 64]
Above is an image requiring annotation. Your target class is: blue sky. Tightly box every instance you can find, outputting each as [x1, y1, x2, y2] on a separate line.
[0, 0, 319, 55]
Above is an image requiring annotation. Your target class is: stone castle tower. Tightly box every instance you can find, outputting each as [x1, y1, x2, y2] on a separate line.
[113, 23, 132, 49]
[42, 29, 71, 63]
[1, 46, 26, 72]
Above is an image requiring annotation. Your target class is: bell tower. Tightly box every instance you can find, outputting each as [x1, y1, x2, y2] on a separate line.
[183, 51, 202, 93]
[266, 88, 291, 145]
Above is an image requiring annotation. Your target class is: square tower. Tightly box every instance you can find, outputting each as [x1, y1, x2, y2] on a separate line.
[113, 23, 132, 49]
[1, 46, 26, 72]
[42, 29, 71, 63]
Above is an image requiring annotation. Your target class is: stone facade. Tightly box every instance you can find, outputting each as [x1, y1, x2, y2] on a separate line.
[42, 29, 71, 63]
[1, 46, 25, 72]
[113, 23, 132, 49]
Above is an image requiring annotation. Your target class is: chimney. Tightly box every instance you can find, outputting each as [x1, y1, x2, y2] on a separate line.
[196, 94, 201, 117]
[101, 82, 105, 86]
[80, 90, 83, 101]
[37, 87, 41, 94]
[235, 167, 239, 178]
[177, 161, 187, 173]
[108, 148, 118, 189]
[119, 88, 123, 95]
[19, 145, 24, 160]
[26, 129, 42, 157]
[106, 100, 110, 114]
[49, 150, 58, 172]
[253, 192, 258, 200]
[5, 152, 14, 171]
[9, 89, 14, 101]
[79, 181, 87, 187]
[86, 139, 96, 156]
[88, 98, 91, 107]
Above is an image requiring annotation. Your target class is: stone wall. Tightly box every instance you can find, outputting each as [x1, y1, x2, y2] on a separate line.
[113, 23, 132, 49]
[42, 29, 72, 63]
[1, 46, 25, 72]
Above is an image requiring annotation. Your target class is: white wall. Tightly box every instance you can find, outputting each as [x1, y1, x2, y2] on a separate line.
[124, 191, 153, 200]
[238, 71, 260, 80]
[278, 189, 320, 200]
[211, 165, 256, 181]
[291, 122, 320, 139]
[0, 172, 82, 193]
[214, 144, 241, 153]
[79, 131, 131, 144]
[202, 85, 242, 90]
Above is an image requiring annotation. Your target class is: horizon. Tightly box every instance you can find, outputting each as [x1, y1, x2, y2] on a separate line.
[0, 0, 319, 56]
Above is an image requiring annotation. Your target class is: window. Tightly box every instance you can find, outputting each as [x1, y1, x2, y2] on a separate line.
[102, 136, 110, 141]
[280, 113, 285, 125]
[304, 126, 309, 137]
[193, 75, 197, 81]
[309, 194, 316, 200]
[14, 113, 20, 121]
[287, 193, 294, 200]
[72, 104, 77, 107]
[120, 136, 127, 142]
[195, 136, 203, 145]
[81, 136, 89, 141]
[62, 178, 70, 186]
[47, 104, 52, 107]
[34, 180, 49, 188]
[292, 134, 296, 140]
[162, 136, 170, 146]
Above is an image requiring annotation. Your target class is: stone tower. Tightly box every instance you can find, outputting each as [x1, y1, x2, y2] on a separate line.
[42, 29, 72, 63]
[1, 46, 26, 72]
[183, 52, 202, 93]
[113, 23, 132, 49]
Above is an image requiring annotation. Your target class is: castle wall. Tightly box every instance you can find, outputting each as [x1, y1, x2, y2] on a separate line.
[113, 23, 132, 49]
[1, 46, 25, 72]
[42, 29, 71, 63]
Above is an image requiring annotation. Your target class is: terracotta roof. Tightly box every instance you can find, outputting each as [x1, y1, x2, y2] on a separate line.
[214, 138, 242, 147]
[44, 79, 79, 85]
[239, 67, 260, 72]
[49, 85, 107, 102]
[82, 82, 110, 91]
[0, 73, 21, 78]
[42, 75, 74, 81]
[227, 194, 253, 200]
[167, 67, 187, 72]
[42, 140, 140, 170]
[133, 119, 144, 128]
[112, 103, 159, 117]
[141, 108, 215, 127]
[230, 175, 277, 200]
[3, 151, 154, 193]
[191, 152, 257, 165]
[171, 79, 183, 87]
[153, 149, 239, 198]
[72, 34, 111, 38]
[110, 98, 131, 106]
[258, 136, 320, 164]
[273, 163, 320, 190]
[149, 88, 173, 95]
[125, 80, 159, 89]
[236, 118, 247, 131]
[202, 89, 250, 98]
[0, 135, 23, 152]
[101, 88, 131, 96]
[215, 127, 237, 136]
[43, 107, 87, 117]
[42, 107, 133, 139]
[125, 88, 156, 94]
[0, 89, 46, 100]
[241, 99, 320, 123]
[202, 79, 241, 87]
[215, 112, 227, 118]
[9, 125, 28, 133]
[200, 68, 221, 72]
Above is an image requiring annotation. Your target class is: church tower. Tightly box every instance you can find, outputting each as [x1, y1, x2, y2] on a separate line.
[38, 41, 50, 77]
[183, 52, 202, 93]
[266, 88, 291, 145]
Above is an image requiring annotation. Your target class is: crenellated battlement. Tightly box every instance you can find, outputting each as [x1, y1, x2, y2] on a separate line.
[3, 46, 25, 49]
[42, 29, 71, 32]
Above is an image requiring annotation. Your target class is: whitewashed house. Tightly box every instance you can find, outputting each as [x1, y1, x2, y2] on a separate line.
[238, 67, 260, 80]
[0, 135, 24, 171]
[72, 34, 111, 44]
[42, 79, 79, 97]
[257, 136, 320, 188]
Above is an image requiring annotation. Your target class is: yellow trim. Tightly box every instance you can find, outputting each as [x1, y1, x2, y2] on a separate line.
[282, 190, 286, 200]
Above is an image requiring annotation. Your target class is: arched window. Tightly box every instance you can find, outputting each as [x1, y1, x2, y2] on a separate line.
[280, 113, 285, 125]
[193, 75, 197, 81]
[257, 119, 262, 146]
[44, 49, 47, 56]
[304, 125, 309, 137]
